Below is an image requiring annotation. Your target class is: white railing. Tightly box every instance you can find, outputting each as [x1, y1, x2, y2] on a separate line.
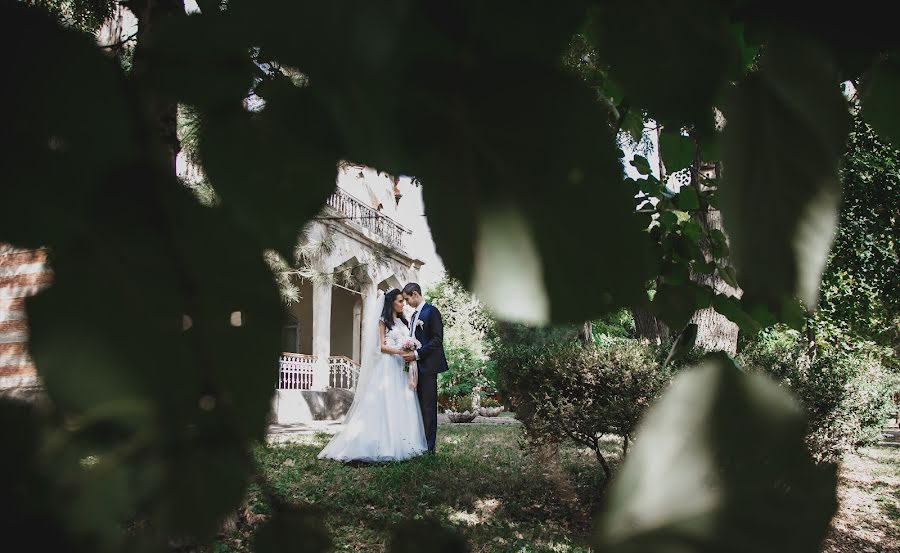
[278, 353, 316, 390]
[277, 353, 360, 391]
[328, 355, 360, 390]
[325, 189, 411, 251]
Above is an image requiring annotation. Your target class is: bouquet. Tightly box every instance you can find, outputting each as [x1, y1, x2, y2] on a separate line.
[400, 337, 421, 390]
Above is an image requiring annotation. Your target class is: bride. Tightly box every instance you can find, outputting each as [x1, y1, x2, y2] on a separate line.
[318, 288, 428, 462]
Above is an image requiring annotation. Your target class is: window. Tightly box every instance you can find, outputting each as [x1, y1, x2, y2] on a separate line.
[281, 313, 300, 353]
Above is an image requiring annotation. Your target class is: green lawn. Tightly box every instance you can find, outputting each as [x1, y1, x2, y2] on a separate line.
[212, 424, 620, 553]
[205, 423, 900, 553]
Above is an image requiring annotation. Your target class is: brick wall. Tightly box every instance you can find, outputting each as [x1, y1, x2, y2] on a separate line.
[0, 243, 51, 393]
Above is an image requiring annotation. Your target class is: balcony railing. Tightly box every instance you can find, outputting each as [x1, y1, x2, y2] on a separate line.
[277, 353, 360, 391]
[325, 189, 411, 251]
[327, 356, 359, 390]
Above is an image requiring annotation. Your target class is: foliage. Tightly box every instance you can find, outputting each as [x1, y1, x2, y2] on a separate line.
[480, 397, 501, 409]
[818, 115, 900, 349]
[28, 0, 117, 33]
[447, 395, 474, 414]
[737, 326, 898, 461]
[720, 37, 849, 315]
[590, 309, 636, 340]
[427, 277, 498, 397]
[494, 334, 670, 480]
[595, 357, 838, 553]
[3, 1, 897, 552]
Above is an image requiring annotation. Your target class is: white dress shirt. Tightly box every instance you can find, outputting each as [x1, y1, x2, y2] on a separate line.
[409, 308, 420, 360]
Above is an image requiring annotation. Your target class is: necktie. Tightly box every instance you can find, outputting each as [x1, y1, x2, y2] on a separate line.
[410, 310, 419, 336]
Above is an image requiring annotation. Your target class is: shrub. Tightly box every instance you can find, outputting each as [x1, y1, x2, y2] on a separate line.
[737, 326, 897, 462]
[427, 277, 500, 397]
[591, 309, 636, 339]
[480, 397, 501, 409]
[495, 335, 670, 481]
[447, 395, 474, 413]
[439, 342, 493, 397]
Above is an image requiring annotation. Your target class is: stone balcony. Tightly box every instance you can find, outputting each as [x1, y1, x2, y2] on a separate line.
[324, 189, 411, 252]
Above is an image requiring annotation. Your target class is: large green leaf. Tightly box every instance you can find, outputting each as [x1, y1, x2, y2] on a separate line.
[717, 266, 740, 289]
[720, 37, 849, 312]
[663, 323, 698, 367]
[146, 13, 253, 109]
[588, 1, 741, 128]
[595, 356, 837, 553]
[650, 282, 710, 330]
[0, 402, 75, 552]
[659, 131, 695, 174]
[406, 65, 655, 324]
[632, 154, 652, 176]
[712, 294, 761, 334]
[196, 99, 342, 258]
[143, 8, 348, 258]
[675, 187, 701, 211]
[27, 177, 283, 538]
[0, 3, 138, 249]
[152, 1, 653, 324]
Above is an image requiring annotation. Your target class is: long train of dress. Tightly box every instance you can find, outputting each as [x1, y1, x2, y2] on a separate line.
[318, 320, 427, 462]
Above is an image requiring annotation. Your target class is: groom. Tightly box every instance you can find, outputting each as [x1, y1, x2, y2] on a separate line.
[401, 282, 448, 454]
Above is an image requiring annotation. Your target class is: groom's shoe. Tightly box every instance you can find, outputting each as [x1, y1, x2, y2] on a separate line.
[427, 448, 436, 456]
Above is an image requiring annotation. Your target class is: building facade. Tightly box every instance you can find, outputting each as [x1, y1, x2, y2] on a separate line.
[0, 164, 425, 420]
[273, 164, 424, 422]
[0, 246, 50, 399]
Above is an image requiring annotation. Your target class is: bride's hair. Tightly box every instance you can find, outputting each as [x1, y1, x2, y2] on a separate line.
[381, 288, 409, 330]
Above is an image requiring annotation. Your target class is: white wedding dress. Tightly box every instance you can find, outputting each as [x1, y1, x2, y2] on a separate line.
[318, 315, 428, 462]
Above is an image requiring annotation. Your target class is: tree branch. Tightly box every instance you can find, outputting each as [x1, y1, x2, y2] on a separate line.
[99, 31, 138, 50]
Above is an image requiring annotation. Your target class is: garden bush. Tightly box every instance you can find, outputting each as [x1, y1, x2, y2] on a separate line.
[427, 278, 500, 398]
[737, 326, 897, 461]
[494, 334, 670, 480]
[480, 397, 501, 409]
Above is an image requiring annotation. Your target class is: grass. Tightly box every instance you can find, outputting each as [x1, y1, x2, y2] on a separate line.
[205, 423, 900, 553]
[822, 442, 900, 553]
[211, 424, 621, 553]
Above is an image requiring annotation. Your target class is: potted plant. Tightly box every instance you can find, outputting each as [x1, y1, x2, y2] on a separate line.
[446, 395, 478, 423]
[478, 397, 504, 417]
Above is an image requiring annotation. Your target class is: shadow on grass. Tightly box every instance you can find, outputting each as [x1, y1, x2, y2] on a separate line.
[216, 425, 618, 553]
[822, 524, 895, 553]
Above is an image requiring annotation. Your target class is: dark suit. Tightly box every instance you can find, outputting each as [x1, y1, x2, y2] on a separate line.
[411, 303, 448, 451]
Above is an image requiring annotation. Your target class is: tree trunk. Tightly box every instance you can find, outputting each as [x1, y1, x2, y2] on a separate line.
[631, 125, 673, 346]
[689, 161, 740, 354]
[804, 315, 817, 361]
[577, 320, 594, 346]
[632, 301, 670, 344]
[593, 439, 612, 485]
[129, 0, 185, 171]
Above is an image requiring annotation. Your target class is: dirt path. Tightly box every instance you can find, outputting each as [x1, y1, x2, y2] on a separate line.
[822, 425, 900, 553]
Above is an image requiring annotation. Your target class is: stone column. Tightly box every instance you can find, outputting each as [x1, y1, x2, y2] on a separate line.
[311, 280, 333, 391]
[358, 280, 380, 375]
[352, 299, 362, 363]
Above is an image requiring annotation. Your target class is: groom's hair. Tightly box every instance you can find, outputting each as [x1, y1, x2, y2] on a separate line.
[402, 282, 422, 296]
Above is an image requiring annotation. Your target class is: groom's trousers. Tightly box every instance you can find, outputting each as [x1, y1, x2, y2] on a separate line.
[417, 370, 438, 451]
